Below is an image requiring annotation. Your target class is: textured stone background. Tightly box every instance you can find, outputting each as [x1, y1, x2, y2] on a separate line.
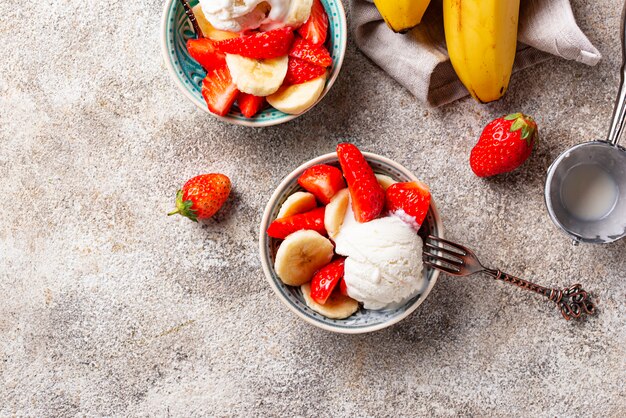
[1, 0, 625, 416]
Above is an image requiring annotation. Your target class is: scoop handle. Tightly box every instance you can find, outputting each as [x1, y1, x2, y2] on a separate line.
[607, 1, 626, 146]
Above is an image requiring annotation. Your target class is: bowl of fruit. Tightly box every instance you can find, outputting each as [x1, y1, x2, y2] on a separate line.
[161, 0, 347, 126]
[259, 144, 444, 333]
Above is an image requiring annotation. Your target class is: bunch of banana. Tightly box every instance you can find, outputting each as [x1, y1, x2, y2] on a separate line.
[373, 0, 432, 33]
[443, 0, 521, 103]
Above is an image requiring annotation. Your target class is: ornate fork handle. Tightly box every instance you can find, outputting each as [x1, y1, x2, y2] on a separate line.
[485, 269, 597, 320]
[179, 0, 204, 38]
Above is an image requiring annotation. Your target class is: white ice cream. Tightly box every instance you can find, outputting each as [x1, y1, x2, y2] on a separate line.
[334, 203, 425, 310]
[199, 0, 312, 33]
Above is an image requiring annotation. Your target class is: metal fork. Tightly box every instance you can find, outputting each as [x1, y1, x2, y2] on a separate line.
[422, 235, 596, 320]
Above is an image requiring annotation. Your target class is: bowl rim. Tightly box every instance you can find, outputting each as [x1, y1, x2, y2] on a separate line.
[258, 152, 444, 334]
[159, 0, 348, 127]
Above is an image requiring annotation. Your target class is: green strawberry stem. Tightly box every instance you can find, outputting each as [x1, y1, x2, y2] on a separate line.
[167, 190, 198, 222]
[503, 112, 537, 146]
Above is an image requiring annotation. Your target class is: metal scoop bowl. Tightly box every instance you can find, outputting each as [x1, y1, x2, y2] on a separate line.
[545, 3, 626, 244]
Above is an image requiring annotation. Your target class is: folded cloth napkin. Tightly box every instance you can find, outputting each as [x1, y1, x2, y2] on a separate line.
[352, 0, 602, 107]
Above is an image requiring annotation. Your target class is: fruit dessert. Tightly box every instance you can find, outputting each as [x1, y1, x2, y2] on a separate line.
[185, 0, 332, 117]
[267, 144, 432, 319]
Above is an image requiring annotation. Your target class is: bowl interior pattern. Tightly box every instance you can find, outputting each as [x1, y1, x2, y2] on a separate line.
[163, 0, 346, 126]
[261, 155, 442, 332]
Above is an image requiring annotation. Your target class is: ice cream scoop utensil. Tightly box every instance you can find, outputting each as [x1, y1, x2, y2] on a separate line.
[422, 235, 596, 320]
[179, 0, 204, 38]
[544, 1, 626, 244]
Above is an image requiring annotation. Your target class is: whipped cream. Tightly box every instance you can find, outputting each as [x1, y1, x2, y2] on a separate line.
[334, 203, 425, 310]
[199, 0, 313, 33]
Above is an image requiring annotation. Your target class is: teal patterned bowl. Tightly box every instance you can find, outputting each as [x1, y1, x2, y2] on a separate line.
[259, 152, 444, 334]
[160, 0, 347, 127]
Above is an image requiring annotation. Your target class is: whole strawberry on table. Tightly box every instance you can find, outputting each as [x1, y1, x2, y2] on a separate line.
[169, 173, 231, 222]
[186, 0, 332, 117]
[470, 113, 538, 177]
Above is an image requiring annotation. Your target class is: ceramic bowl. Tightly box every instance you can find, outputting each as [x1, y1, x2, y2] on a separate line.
[259, 152, 444, 334]
[160, 0, 347, 127]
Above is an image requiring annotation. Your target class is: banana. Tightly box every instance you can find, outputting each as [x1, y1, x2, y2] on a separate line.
[226, 54, 288, 96]
[274, 230, 334, 286]
[282, 0, 314, 27]
[301, 282, 359, 319]
[375, 174, 397, 191]
[266, 74, 327, 115]
[373, 0, 431, 33]
[191, 4, 239, 41]
[277, 191, 317, 219]
[443, 0, 520, 103]
[324, 188, 349, 240]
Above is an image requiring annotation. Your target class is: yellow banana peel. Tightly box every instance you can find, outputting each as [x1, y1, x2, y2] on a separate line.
[443, 0, 520, 103]
[373, 0, 432, 33]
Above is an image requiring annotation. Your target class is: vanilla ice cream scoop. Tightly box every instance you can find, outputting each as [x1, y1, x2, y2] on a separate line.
[200, 0, 313, 33]
[334, 204, 425, 310]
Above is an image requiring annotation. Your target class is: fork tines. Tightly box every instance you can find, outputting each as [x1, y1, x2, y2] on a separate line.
[422, 235, 467, 276]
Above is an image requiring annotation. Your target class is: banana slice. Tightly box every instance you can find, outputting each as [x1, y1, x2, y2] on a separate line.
[226, 54, 288, 96]
[375, 174, 398, 190]
[284, 0, 314, 27]
[274, 230, 334, 286]
[266, 74, 327, 115]
[192, 5, 239, 41]
[324, 188, 349, 240]
[301, 282, 359, 319]
[277, 191, 317, 219]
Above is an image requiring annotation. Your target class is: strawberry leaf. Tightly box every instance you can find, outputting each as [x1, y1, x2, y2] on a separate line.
[168, 190, 198, 222]
[504, 113, 523, 121]
[510, 117, 526, 132]
[505, 113, 537, 147]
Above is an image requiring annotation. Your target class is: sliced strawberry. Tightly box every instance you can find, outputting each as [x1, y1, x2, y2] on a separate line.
[267, 206, 326, 239]
[238, 93, 265, 118]
[284, 57, 326, 85]
[186, 38, 226, 71]
[386, 181, 431, 229]
[336, 143, 385, 223]
[310, 258, 345, 304]
[216, 27, 294, 59]
[338, 278, 349, 296]
[201, 66, 239, 116]
[298, 164, 346, 204]
[289, 37, 332, 67]
[297, 0, 328, 45]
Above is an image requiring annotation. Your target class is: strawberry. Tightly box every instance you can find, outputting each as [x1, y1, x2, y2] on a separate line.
[284, 57, 326, 85]
[385, 181, 431, 229]
[201, 66, 239, 116]
[289, 37, 332, 67]
[216, 27, 294, 59]
[336, 143, 385, 223]
[238, 92, 265, 118]
[186, 38, 226, 71]
[298, 164, 346, 204]
[267, 206, 326, 239]
[168, 174, 231, 222]
[310, 258, 345, 304]
[297, 0, 328, 45]
[470, 113, 538, 177]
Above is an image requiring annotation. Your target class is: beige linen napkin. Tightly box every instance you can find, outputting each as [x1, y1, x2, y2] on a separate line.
[352, 0, 602, 107]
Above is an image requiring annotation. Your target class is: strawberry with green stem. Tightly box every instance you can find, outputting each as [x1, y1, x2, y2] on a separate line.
[168, 174, 231, 222]
[470, 113, 538, 177]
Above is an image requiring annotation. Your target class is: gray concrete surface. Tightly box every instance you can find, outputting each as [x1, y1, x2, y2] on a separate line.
[1, 0, 625, 416]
